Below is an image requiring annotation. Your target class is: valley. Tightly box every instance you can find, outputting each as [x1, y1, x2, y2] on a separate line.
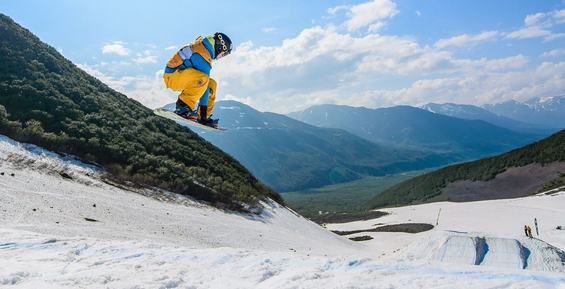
[282, 170, 428, 223]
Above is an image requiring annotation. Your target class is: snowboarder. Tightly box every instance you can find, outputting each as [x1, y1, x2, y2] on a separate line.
[534, 218, 539, 236]
[163, 32, 233, 128]
[524, 225, 529, 237]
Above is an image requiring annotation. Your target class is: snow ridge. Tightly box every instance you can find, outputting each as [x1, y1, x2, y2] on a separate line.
[402, 231, 565, 272]
[2, 228, 565, 289]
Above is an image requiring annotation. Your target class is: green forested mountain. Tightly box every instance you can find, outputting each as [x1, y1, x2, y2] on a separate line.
[0, 14, 280, 209]
[369, 129, 565, 208]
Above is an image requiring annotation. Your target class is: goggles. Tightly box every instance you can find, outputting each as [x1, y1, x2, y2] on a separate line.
[215, 33, 232, 59]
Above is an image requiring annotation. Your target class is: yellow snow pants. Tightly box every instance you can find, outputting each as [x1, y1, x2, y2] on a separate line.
[163, 68, 216, 118]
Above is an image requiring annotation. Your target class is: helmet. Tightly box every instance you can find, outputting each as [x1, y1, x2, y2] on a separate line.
[213, 32, 232, 59]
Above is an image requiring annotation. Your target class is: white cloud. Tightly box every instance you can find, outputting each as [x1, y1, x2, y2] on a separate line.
[524, 9, 565, 27]
[125, 70, 177, 108]
[165, 45, 178, 51]
[214, 58, 565, 113]
[554, 9, 565, 24]
[262, 27, 277, 33]
[368, 22, 385, 33]
[415, 11, 422, 17]
[453, 55, 529, 72]
[524, 12, 546, 26]
[507, 9, 565, 41]
[77, 64, 176, 108]
[434, 31, 498, 48]
[544, 32, 565, 41]
[102, 41, 130, 56]
[223, 94, 253, 106]
[100, 45, 160, 65]
[506, 26, 551, 39]
[134, 55, 158, 64]
[133, 50, 158, 64]
[542, 48, 565, 58]
[77, 63, 130, 91]
[327, 5, 349, 15]
[338, 0, 398, 32]
[212, 18, 550, 113]
[205, 3, 565, 113]
[87, 2, 565, 114]
[368, 61, 565, 107]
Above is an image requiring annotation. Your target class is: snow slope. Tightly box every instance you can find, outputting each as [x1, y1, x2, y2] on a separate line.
[327, 192, 565, 272]
[1, 135, 565, 288]
[0, 135, 359, 257]
[3, 228, 565, 289]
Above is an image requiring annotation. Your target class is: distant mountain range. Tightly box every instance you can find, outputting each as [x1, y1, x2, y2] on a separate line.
[421, 103, 555, 134]
[483, 96, 565, 128]
[166, 101, 452, 192]
[288, 104, 539, 160]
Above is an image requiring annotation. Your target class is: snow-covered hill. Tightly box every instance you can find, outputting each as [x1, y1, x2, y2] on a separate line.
[0, 135, 358, 256]
[328, 191, 565, 272]
[1, 135, 564, 288]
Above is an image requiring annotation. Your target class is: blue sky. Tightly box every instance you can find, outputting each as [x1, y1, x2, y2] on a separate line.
[1, 0, 564, 112]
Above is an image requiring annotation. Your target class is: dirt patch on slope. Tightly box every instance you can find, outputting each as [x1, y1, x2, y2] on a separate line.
[443, 162, 565, 202]
[333, 223, 434, 236]
[316, 210, 389, 224]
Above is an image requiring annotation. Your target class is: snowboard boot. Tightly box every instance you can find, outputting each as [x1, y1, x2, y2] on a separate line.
[197, 105, 219, 128]
[197, 117, 219, 128]
[174, 100, 198, 121]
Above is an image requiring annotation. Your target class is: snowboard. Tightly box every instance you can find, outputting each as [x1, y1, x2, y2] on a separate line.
[153, 108, 226, 132]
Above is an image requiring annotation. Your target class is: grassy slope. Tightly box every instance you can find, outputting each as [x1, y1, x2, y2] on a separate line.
[369, 129, 565, 209]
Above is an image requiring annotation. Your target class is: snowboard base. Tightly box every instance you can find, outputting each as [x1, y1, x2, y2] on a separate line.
[153, 108, 226, 132]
